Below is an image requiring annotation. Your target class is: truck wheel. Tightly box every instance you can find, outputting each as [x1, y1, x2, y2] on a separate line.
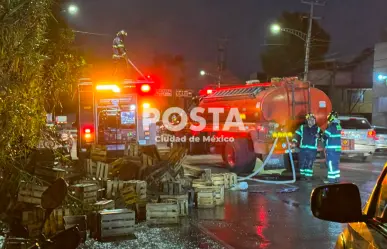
[224, 138, 256, 174]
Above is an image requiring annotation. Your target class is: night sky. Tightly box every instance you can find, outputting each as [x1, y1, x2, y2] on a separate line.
[67, 0, 387, 82]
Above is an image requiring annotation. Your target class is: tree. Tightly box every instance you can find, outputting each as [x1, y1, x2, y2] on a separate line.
[0, 0, 84, 214]
[260, 12, 330, 77]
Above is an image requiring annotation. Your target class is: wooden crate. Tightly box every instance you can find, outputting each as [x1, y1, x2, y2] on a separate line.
[97, 209, 135, 241]
[106, 179, 146, 200]
[93, 200, 115, 211]
[63, 215, 87, 242]
[91, 144, 107, 162]
[70, 183, 98, 204]
[17, 182, 48, 205]
[2, 238, 30, 249]
[211, 174, 226, 187]
[34, 167, 66, 181]
[128, 143, 140, 157]
[194, 186, 224, 208]
[120, 185, 138, 205]
[86, 159, 97, 177]
[43, 208, 71, 237]
[134, 201, 147, 222]
[160, 194, 188, 216]
[225, 173, 238, 188]
[161, 181, 183, 195]
[96, 161, 111, 180]
[192, 179, 212, 188]
[22, 206, 44, 226]
[146, 203, 179, 224]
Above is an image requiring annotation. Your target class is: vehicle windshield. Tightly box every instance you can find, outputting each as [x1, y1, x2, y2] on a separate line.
[339, 118, 371, 129]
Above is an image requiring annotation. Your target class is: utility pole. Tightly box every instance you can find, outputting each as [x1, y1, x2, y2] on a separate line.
[217, 37, 228, 88]
[301, 0, 325, 81]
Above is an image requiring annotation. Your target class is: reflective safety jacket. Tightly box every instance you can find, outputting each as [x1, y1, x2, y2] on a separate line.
[292, 124, 321, 150]
[112, 36, 126, 59]
[323, 121, 342, 151]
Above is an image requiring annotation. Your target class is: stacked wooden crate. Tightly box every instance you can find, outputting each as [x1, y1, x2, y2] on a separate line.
[211, 173, 238, 189]
[21, 207, 44, 237]
[86, 159, 97, 178]
[159, 194, 189, 216]
[96, 209, 135, 241]
[146, 203, 179, 224]
[63, 215, 87, 242]
[106, 179, 147, 200]
[194, 186, 225, 208]
[92, 199, 115, 211]
[43, 207, 71, 236]
[90, 144, 107, 162]
[17, 182, 48, 205]
[70, 183, 98, 204]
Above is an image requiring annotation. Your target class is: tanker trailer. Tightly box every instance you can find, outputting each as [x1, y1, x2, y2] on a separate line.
[187, 77, 332, 174]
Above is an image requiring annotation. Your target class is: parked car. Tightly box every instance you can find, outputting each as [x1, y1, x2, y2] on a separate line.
[373, 126, 387, 153]
[310, 162, 387, 248]
[338, 116, 376, 161]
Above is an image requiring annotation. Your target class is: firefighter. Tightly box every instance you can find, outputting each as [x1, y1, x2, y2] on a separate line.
[323, 111, 342, 183]
[112, 30, 129, 79]
[292, 113, 321, 180]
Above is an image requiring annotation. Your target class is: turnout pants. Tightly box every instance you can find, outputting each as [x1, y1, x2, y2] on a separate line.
[326, 150, 341, 183]
[299, 149, 317, 178]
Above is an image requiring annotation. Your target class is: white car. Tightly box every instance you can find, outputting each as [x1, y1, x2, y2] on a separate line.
[373, 126, 387, 153]
[339, 116, 376, 161]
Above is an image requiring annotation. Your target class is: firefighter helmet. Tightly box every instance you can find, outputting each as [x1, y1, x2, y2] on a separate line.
[117, 30, 127, 37]
[327, 111, 338, 122]
[305, 113, 316, 120]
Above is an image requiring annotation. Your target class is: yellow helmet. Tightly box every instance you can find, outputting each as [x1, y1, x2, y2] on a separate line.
[305, 113, 316, 120]
[117, 30, 127, 37]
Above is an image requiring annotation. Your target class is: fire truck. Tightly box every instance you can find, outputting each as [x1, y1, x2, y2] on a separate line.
[76, 77, 158, 159]
[187, 77, 332, 174]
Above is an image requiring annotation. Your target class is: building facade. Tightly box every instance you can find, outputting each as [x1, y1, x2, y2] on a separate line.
[372, 42, 387, 127]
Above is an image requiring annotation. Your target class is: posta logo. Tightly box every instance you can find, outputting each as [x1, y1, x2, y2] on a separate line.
[143, 107, 246, 132]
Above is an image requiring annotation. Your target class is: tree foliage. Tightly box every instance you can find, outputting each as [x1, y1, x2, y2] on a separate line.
[0, 0, 84, 159]
[260, 12, 330, 78]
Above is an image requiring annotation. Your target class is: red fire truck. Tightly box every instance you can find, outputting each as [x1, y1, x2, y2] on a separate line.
[76, 78, 158, 159]
[187, 77, 332, 174]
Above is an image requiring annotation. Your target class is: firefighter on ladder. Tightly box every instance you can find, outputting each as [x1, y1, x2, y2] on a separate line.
[323, 111, 342, 183]
[112, 30, 129, 79]
[292, 113, 322, 181]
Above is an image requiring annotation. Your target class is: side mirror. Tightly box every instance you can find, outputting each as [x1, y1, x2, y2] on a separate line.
[310, 183, 364, 223]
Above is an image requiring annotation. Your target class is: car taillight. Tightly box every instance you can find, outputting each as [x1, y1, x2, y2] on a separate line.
[367, 129, 376, 139]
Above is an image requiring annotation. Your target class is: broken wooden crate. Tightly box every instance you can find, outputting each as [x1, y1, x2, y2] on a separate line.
[211, 173, 238, 189]
[159, 194, 188, 216]
[95, 161, 111, 180]
[86, 159, 97, 177]
[92, 200, 115, 211]
[96, 209, 135, 241]
[106, 179, 146, 200]
[146, 203, 179, 224]
[63, 215, 87, 242]
[161, 181, 183, 195]
[194, 186, 225, 208]
[18, 182, 48, 205]
[70, 183, 99, 204]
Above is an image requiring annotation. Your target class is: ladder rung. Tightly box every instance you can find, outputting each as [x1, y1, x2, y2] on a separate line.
[294, 101, 309, 105]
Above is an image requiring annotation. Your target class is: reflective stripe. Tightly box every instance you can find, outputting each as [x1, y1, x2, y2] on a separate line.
[325, 130, 332, 136]
[292, 138, 298, 143]
[326, 145, 341, 149]
[117, 44, 125, 47]
[328, 170, 340, 175]
[296, 130, 302, 136]
[329, 134, 341, 138]
[300, 145, 317, 149]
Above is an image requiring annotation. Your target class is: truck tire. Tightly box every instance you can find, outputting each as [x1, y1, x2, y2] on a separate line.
[224, 138, 256, 174]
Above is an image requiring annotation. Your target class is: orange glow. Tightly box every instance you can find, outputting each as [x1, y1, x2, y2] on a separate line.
[140, 84, 151, 93]
[96, 84, 120, 93]
[206, 89, 213, 94]
[85, 128, 91, 133]
[143, 102, 150, 108]
[85, 133, 91, 139]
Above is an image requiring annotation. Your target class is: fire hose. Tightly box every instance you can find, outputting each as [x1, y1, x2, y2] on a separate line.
[237, 136, 296, 184]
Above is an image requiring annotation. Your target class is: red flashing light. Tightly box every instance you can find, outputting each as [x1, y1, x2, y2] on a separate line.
[207, 89, 213, 95]
[367, 129, 376, 139]
[341, 130, 345, 136]
[141, 84, 151, 93]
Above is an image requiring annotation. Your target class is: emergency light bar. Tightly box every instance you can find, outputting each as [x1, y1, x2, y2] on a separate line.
[96, 84, 120, 93]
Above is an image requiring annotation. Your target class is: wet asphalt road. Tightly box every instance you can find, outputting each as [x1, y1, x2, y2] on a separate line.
[187, 154, 387, 249]
[2, 153, 385, 249]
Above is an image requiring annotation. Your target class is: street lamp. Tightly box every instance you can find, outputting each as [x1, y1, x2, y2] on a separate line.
[270, 23, 311, 81]
[199, 70, 221, 88]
